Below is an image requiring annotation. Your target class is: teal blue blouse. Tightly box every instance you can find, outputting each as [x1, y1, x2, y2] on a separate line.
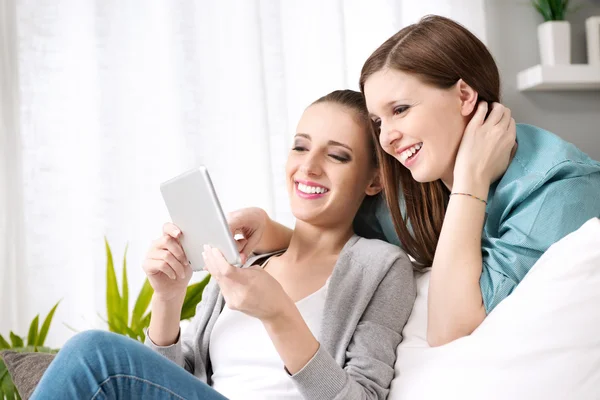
[354, 124, 600, 313]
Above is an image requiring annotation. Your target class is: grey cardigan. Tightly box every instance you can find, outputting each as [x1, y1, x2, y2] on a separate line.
[145, 234, 416, 400]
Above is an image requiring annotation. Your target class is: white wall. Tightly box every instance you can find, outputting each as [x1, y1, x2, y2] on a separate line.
[485, 0, 600, 160]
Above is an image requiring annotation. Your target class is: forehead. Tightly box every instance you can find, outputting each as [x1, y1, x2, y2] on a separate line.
[296, 102, 367, 145]
[363, 69, 425, 113]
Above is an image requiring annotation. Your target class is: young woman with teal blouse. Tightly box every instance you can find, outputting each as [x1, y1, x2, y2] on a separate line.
[229, 15, 600, 347]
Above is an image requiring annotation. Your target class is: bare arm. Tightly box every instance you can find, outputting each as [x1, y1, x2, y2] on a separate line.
[228, 207, 293, 256]
[143, 223, 193, 347]
[427, 177, 487, 347]
[148, 293, 186, 346]
[427, 103, 515, 346]
[262, 304, 320, 374]
[255, 218, 294, 254]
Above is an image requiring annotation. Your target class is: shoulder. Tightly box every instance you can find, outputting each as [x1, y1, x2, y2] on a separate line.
[511, 124, 600, 181]
[343, 235, 413, 277]
[494, 124, 600, 206]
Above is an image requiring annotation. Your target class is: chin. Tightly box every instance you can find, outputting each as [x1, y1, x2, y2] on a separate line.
[409, 169, 438, 183]
[290, 208, 320, 224]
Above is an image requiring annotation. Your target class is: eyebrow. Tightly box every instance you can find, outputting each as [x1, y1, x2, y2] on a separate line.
[295, 133, 353, 152]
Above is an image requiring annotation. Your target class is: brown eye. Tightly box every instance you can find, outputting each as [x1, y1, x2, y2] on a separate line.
[393, 106, 409, 115]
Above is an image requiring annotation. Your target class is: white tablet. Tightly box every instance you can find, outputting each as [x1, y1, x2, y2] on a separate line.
[160, 166, 242, 271]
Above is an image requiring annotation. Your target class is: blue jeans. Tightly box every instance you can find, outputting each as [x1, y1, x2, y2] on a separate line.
[31, 330, 228, 400]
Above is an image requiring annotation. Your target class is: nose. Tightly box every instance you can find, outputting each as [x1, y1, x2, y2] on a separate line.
[379, 120, 402, 149]
[299, 152, 322, 177]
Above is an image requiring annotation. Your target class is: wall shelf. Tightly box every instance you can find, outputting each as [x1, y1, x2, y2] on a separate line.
[517, 64, 600, 91]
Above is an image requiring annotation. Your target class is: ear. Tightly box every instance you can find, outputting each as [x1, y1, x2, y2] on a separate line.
[365, 171, 383, 196]
[456, 79, 478, 117]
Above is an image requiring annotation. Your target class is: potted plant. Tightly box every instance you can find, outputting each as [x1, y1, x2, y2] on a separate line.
[103, 239, 210, 342]
[0, 302, 60, 399]
[532, 0, 574, 65]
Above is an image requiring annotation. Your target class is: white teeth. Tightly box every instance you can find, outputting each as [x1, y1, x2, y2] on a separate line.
[297, 182, 328, 195]
[399, 143, 423, 163]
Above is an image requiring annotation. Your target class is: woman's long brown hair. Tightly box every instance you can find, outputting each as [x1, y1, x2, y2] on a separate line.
[359, 15, 501, 269]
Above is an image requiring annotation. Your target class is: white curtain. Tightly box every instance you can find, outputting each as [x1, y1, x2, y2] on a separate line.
[0, 0, 486, 347]
[0, 0, 23, 338]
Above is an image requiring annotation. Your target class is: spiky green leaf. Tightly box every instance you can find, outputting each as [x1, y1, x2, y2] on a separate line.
[36, 301, 60, 347]
[26, 315, 39, 347]
[121, 244, 129, 329]
[0, 334, 10, 350]
[180, 275, 211, 320]
[113, 314, 139, 341]
[0, 358, 18, 400]
[532, 0, 572, 21]
[8, 332, 23, 348]
[62, 323, 79, 334]
[105, 238, 122, 333]
[131, 279, 153, 332]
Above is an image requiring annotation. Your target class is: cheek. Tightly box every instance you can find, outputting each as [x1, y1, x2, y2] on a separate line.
[337, 168, 372, 197]
[285, 154, 296, 175]
[379, 133, 394, 155]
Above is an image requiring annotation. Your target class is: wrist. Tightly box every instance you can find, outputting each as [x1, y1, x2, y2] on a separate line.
[261, 301, 298, 330]
[152, 291, 186, 307]
[452, 176, 490, 201]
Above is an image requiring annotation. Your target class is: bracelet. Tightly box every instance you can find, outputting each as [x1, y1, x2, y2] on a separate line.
[450, 192, 488, 205]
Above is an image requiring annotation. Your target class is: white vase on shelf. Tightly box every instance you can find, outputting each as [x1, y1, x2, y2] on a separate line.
[537, 20, 571, 65]
[586, 16, 600, 65]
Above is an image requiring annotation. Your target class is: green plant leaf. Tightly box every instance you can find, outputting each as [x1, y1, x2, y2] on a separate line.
[138, 312, 153, 342]
[9, 346, 57, 354]
[8, 332, 23, 348]
[105, 317, 136, 340]
[131, 279, 153, 332]
[180, 275, 211, 320]
[0, 334, 10, 350]
[113, 314, 139, 341]
[1, 345, 59, 399]
[121, 244, 129, 329]
[140, 312, 152, 331]
[531, 0, 572, 21]
[36, 301, 60, 347]
[0, 358, 18, 400]
[62, 322, 79, 334]
[132, 325, 146, 342]
[105, 238, 122, 333]
[26, 315, 39, 347]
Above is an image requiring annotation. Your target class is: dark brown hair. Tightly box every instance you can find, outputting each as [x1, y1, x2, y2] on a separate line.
[359, 15, 501, 269]
[312, 90, 378, 168]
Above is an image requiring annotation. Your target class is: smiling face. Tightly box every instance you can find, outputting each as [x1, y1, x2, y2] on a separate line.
[364, 68, 470, 186]
[285, 101, 380, 228]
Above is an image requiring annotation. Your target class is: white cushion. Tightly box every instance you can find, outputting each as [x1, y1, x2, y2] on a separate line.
[389, 217, 600, 400]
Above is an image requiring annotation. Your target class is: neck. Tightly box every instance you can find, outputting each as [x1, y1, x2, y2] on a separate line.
[282, 220, 354, 264]
[441, 142, 519, 192]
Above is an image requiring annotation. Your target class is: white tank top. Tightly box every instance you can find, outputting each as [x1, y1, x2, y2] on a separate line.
[209, 263, 328, 400]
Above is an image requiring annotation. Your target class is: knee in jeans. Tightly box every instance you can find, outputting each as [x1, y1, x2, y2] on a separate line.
[62, 330, 127, 358]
